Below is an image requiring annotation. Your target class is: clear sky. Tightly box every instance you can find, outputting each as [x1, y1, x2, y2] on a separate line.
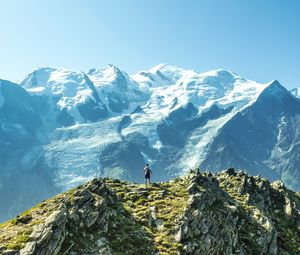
[0, 0, 299, 88]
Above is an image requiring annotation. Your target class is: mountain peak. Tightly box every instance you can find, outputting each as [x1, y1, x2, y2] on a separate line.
[150, 63, 178, 71]
[1, 170, 300, 254]
[20, 67, 56, 88]
[87, 64, 127, 83]
[131, 63, 191, 86]
[199, 69, 239, 80]
[32, 66, 58, 73]
[290, 87, 300, 98]
[20, 67, 86, 90]
[262, 80, 288, 96]
[149, 63, 189, 75]
[104, 64, 123, 74]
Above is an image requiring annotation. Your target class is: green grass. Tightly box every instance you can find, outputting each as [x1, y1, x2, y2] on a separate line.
[104, 178, 189, 254]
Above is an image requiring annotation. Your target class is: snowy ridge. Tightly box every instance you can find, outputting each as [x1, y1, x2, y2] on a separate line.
[88, 64, 148, 109]
[21, 67, 88, 97]
[132, 63, 190, 88]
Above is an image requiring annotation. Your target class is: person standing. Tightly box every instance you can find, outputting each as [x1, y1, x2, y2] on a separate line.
[144, 163, 152, 187]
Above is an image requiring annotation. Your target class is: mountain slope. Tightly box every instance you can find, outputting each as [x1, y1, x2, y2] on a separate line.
[0, 79, 59, 223]
[200, 81, 300, 189]
[0, 169, 300, 255]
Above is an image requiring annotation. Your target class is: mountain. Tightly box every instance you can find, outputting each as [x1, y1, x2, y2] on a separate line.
[201, 81, 300, 188]
[0, 169, 300, 255]
[1, 64, 300, 223]
[20, 65, 147, 124]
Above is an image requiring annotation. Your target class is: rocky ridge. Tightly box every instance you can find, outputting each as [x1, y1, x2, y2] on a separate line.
[0, 169, 300, 255]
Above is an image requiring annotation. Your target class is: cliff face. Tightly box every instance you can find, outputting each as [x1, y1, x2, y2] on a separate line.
[1, 169, 300, 255]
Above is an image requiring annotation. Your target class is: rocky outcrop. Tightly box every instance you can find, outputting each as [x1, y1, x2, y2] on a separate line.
[1, 169, 300, 255]
[21, 208, 67, 255]
[177, 170, 279, 254]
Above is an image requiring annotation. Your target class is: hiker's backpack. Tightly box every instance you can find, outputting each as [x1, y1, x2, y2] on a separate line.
[145, 166, 151, 175]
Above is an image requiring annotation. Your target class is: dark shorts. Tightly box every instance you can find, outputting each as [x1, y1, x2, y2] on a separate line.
[145, 173, 151, 179]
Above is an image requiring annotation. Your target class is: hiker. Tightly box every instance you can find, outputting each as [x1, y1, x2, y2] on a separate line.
[144, 163, 152, 187]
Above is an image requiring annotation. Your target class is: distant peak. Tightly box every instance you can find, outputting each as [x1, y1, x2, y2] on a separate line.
[32, 66, 58, 74]
[149, 63, 169, 72]
[290, 87, 300, 98]
[87, 68, 96, 75]
[28, 66, 85, 77]
[265, 80, 286, 91]
[106, 63, 119, 69]
[199, 69, 238, 79]
[258, 80, 289, 99]
[89, 64, 124, 77]
[105, 64, 122, 73]
[149, 63, 186, 73]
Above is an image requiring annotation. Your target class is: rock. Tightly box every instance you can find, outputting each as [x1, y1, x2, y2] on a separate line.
[187, 183, 198, 194]
[157, 190, 167, 196]
[192, 209, 200, 217]
[16, 214, 32, 224]
[86, 211, 99, 228]
[137, 190, 150, 197]
[224, 168, 236, 176]
[44, 209, 66, 227]
[285, 197, 293, 216]
[204, 235, 212, 249]
[226, 205, 237, 212]
[20, 242, 35, 255]
[33, 225, 53, 245]
[2, 250, 18, 255]
[98, 246, 112, 255]
[155, 219, 164, 230]
[174, 228, 182, 242]
[150, 206, 157, 220]
[20, 208, 67, 255]
[271, 180, 285, 190]
[183, 242, 194, 253]
[96, 237, 107, 248]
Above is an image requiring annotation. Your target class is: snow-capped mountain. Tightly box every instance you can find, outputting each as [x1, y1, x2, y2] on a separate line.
[20, 65, 148, 125]
[201, 81, 300, 188]
[1, 64, 300, 222]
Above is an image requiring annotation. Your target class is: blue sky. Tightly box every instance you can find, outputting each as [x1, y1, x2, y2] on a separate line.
[0, 0, 299, 88]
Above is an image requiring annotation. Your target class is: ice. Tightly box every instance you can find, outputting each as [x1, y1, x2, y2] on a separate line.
[180, 113, 235, 171]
